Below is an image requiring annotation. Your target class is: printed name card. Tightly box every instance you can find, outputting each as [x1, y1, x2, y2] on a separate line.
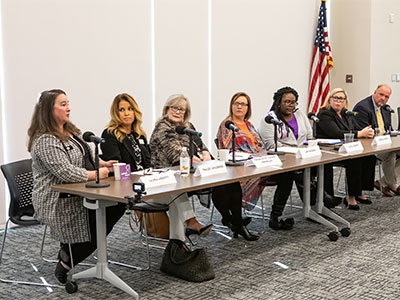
[296, 146, 321, 159]
[194, 160, 227, 177]
[338, 141, 364, 153]
[371, 135, 392, 146]
[139, 171, 177, 188]
[247, 155, 282, 168]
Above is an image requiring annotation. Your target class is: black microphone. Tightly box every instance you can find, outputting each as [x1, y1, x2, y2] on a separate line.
[175, 126, 202, 137]
[344, 110, 358, 116]
[225, 120, 239, 132]
[307, 112, 320, 123]
[83, 131, 105, 144]
[265, 115, 283, 126]
[382, 104, 395, 113]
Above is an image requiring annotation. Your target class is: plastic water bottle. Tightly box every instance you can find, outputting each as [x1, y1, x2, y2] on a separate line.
[180, 146, 190, 176]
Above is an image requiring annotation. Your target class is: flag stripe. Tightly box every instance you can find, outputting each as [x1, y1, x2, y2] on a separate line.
[308, 0, 333, 114]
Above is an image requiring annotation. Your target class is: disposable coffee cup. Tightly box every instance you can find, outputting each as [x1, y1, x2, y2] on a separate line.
[113, 163, 126, 180]
[218, 149, 229, 162]
[344, 133, 354, 144]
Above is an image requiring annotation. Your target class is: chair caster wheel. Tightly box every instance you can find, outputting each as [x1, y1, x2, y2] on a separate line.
[65, 280, 78, 294]
[328, 231, 339, 241]
[340, 227, 351, 237]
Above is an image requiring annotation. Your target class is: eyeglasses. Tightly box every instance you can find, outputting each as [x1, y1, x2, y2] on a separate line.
[331, 96, 346, 102]
[282, 100, 297, 106]
[233, 102, 248, 107]
[169, 106, 186, 114]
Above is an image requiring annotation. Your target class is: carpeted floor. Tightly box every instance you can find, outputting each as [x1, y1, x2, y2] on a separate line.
[1, 171, 400, 300]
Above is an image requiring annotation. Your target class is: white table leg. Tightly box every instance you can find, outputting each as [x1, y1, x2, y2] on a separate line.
[72, 199, 139, 299]
[315, 165, 351, 228]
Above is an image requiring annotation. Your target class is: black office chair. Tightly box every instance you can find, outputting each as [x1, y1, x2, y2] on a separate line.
[397, 107, 400, 130]
[127, 201, 169, 270]
[0, 159, 60, 288]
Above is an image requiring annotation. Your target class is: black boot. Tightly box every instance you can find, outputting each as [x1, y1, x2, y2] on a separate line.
[55, 261, 69, 284]
[55, 248, 70, 284]
[269, 214, 294, 230]
[231, 224, 259, 241]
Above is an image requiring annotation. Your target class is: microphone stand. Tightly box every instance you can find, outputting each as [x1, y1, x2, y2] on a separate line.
[267, 124, 285, 155]
[312, 121, 317, 139]
[189, 135, 196, 173]
[85, 142, 110, 188]
[226, 130, 244, 166]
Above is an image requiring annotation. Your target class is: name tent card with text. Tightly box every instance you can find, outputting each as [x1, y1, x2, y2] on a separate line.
[194, 160, 227, 177]
[140, 171, 177, 188]
[296, 146, 322, 159]
[338, 141, 364, 153]
[371, 135, 392, 146]
[247, 155, 282, 168]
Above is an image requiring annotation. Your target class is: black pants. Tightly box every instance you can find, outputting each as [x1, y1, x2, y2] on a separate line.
[211, 182, 243, 226]
[60, 202, 126, 267]
[324, 155, 376, 197]
[270, 171, 306, 217]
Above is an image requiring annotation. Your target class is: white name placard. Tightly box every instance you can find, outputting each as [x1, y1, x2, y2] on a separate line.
[194, 160, 227, 177]
[371, 135, 392, 146]
[247, 155, 282, 168]
[338, 141, 364, 153]
[140, 171, 177, 188]
[296, 146, 321, 159]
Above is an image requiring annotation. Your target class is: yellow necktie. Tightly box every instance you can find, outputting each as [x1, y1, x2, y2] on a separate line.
[376, 108, 385, 134]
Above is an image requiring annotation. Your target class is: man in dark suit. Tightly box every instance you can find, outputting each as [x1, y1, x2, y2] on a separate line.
[353, 84, 400, 196]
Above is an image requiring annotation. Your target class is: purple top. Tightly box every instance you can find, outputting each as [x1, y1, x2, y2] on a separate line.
[287, 114, 299, 140]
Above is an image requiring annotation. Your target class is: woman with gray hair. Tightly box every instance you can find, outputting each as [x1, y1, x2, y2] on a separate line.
[150, 94, 259, 241]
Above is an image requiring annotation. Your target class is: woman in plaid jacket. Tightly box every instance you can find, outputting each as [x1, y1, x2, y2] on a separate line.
[27, 89, 125, 284]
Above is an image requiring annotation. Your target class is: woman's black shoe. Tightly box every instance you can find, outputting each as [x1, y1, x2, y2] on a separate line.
[269, 216, 294, 230]
[55, 261, 69, 284]
[231, 225, 259, 241]
[185, 224, 213, 238]
[344, 198, 360, 210]
[355, 196, 372, 204]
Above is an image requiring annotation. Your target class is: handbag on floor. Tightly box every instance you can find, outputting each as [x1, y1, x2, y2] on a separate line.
[160, 239, 215, 282]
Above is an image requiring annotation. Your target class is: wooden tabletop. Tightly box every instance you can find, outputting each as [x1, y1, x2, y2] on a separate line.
[52, 135, 400, 203]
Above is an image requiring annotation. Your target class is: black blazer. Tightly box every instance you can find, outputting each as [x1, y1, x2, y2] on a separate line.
[353, 95, 392, 130]
[100, 129, 151, 171]
[316, 108, 361, 139]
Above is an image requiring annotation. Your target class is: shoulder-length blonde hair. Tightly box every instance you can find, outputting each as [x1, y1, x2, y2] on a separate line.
[227, 92, 252, 121]
[27, 89, 80, 152]
[321, 88, 349, 110]
[161, 94, 191, 126]
[106, 93, 146, 142]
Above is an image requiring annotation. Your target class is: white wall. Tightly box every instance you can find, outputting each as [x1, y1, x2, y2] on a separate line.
[330, 0, 400, 128]
[212, 0, 318, 143]
[330, 0, 372, 106]
[370, 0, 400, 128]
[0, 0, 323, 225]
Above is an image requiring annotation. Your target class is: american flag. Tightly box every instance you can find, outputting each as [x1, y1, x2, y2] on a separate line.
[308, 0, 333, 114]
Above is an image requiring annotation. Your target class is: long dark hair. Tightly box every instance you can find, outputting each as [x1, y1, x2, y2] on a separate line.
[270, 86, 299, 135]
[27, 89, 79, 151]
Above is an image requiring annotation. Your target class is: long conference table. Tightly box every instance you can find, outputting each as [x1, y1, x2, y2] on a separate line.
[52, 135, 400, 298]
